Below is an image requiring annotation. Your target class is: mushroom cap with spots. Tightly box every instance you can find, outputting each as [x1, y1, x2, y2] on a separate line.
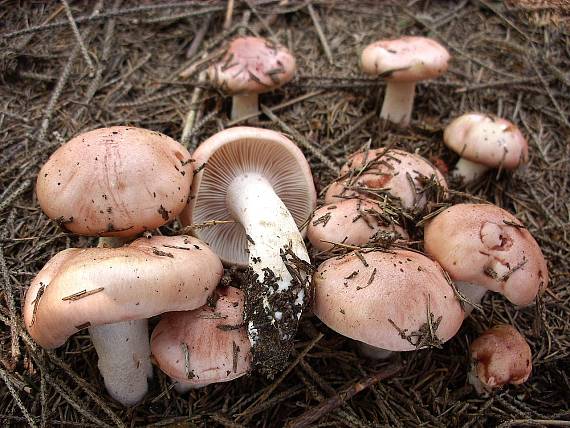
[36, 126, 193, 237]
[313, 250, 464, 352]
[361, 36, 450, 82]
[23, 235, 223, 349]
[444, 113, 529, 170]
[307, 199, 409, 251]
[469, 324, 532, 394]
[208, 36, 296, 95]
[179, 126, 316, 267]
[324, 148, 447, 211]
[424, 203, 548, 306]
[151, 286, 251, 389]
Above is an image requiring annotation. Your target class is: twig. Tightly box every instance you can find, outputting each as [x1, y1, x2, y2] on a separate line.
[260, 104, 339, 173]
[0, 179, 31, 213]
[285, 362, 402, 428]
[187, 13, 212, 58]
[0, 365, 38, 428]
[181, 56, 209, 150]
[60, 0, 95, 74]
[224, 0, 235, 29]
[307, 3, 333, 65]
[0, 245, 19, 361]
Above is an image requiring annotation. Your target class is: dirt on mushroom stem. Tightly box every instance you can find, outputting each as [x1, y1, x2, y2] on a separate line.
[243, 244, 314, 378]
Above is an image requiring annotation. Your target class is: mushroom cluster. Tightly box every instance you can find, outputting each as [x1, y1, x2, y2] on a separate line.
[23, 27, 547, 409]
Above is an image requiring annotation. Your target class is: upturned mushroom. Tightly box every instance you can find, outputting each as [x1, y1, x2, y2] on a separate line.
[36, 126, 194, 239]
[444, 113, 529, 182]
[23, 235, 223, 405]
[313, 250, 464, 359]
[325, 148, 447, 212]
[424, 204, 548, 313]
[151, 286, 251, 392]
[208, 36, 296, 120]
[307, 199, 408, 251]
[179, 126, 316, 377]
[361, 36, 450, 126]
[468, 324, 532, 394]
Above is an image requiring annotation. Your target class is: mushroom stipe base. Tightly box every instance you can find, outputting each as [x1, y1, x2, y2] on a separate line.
[243, 251, 312, 378]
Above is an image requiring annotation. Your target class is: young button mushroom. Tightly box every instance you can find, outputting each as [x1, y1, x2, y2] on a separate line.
[23, 235, 223, 406]
[325, 148, 447, 212]
[444, 113, 529, 182]
[307, 199, 408, 251]
[361, 36, 450, 126]
[179, 127, 316, 377]
[424, 204, 548, 314]
[313, 250, 464, 359]
[150, 286, 251, 392]
[469, 324, 532, 395]
[36, 126, 194, 238]
[208, 36, 296, 120]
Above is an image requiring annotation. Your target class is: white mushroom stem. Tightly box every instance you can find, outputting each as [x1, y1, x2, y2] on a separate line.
[356, 341, 394, 360]
[453, 158, 489, 183]
[380, 81, 416, 126]
[231, 93, 260, 120]
[89, 320, 153, 405]
[88, 236, 152, 406]
[226, 173, 310, 343]
[456, 281, 488, 317]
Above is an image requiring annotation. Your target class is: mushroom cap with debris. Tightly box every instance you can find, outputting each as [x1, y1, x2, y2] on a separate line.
[361, 36, 450, 82]
[208, 36, 296, 95]
[313, 250, 464, 352]
[23, 235, 223, 349]
[444, 113, 529, 170]
[424, 203, 548, 306]
[36, 126, 193, 237]
[151, 286, 251, 388]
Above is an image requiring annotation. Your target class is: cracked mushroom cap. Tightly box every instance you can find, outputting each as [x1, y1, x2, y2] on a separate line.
[208, 36, 296, 95]
[179, 126, 316, 266]
[313, 250, 464, 351]
[151, 286, 251, 388]
[424, 204, 548, 306]
[307, 199, 409, 251]
[469, 324, 532, 394]
[23, 235, 223, 349]
[36, 126, 193, 237]
[361, 36, 450, 82]
[444, 113, 529, 169]
[324, 148, 447, 210]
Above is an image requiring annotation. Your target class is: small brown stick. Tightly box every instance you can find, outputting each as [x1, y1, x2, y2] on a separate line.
[61, 287, 105, 301]
[224, 0, 235, 29]
[0, 246, 20, 361]
[285, 362, 402, 428]
[307, 3, 334, 65]
[187, 13, 212, 58]
[60, 0, 95, 74]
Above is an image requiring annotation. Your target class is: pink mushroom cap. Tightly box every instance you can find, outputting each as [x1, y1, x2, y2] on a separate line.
[151, 286, 251, 388]
[469, 324, 532, 394]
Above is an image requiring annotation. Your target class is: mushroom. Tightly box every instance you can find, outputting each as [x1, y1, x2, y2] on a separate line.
[361, 36, 450, 126]
[424, 203, 548, 314]
[468, 324, 532, 394]
[208, 36, 296, 120]
[150, 286, 251, 392]
[307, 199, 409, 251]
[36, 126, 194, 238]
[444, 113, 529, 182]
[313, 250, 464, 359]
[179, 126, 316, 377]
[23, 235, 223, 405]
[324, 148, 448, 212]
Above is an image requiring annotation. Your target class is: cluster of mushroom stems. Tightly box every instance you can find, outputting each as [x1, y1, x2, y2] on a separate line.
[24, 33, 545, 407]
